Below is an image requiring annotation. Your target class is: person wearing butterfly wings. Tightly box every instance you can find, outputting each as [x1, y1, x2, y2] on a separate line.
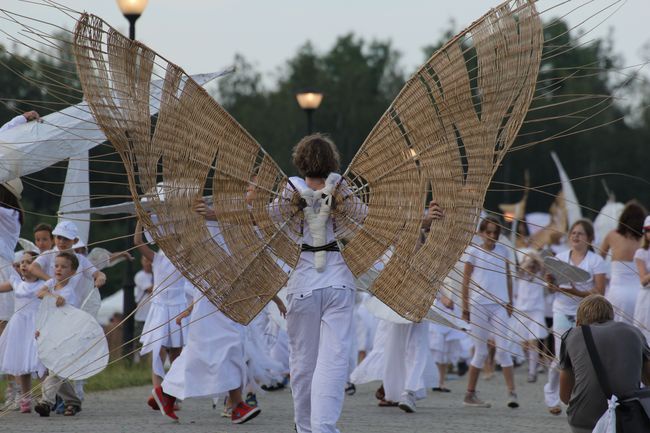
[282, 134, 443, 433]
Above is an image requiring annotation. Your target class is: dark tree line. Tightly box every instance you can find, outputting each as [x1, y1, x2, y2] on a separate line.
[1, 20, 648, 296]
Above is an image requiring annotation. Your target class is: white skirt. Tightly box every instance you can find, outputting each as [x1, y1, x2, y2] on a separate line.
[244, 308, 284, 388]
[509, 309, 548, 341]
[634, 287, 650, 343]
[139, 302, 188, 351]
[0, 307, 44, 376]
[350, 319, 390, 384]
[606, 261, 640, 324]
[162, 296, 245, 400]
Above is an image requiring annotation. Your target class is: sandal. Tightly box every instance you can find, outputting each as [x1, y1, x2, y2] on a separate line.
[375, 385, 385, 401]
[548, 406, 562, 416]
[432, 387, 451, 393]
[378, 399, 398, 407]
[64, 405, 80, 416]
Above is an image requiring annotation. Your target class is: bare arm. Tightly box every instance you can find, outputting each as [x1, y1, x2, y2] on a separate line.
[462, 262, 473, 321]
[193, 198, 217, 221]
[599, 231, 612, 259]
[559, 369, 575, 405]
[134, 221, 155, 262]
[0, 282, 13, 293]
[28, 261, 51, 282]
[591, 273, 606, 296]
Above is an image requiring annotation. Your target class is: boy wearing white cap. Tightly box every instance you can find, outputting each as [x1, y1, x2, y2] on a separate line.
[29, 220, 106, 304]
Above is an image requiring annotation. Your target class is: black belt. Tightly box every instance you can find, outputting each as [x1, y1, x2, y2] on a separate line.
[301, 241, 339, 252]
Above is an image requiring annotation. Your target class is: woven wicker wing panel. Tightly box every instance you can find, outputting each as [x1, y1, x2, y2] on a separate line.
[72, 14, 300, 325]
[340, 0, 543, 322]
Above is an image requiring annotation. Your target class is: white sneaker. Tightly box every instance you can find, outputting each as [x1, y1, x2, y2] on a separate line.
[507, 391, 519, 408]
[463, 391, 491, 408]
[398, 391, 416, 413]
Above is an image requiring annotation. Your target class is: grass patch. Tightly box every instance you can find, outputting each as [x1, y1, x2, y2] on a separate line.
[85, 359, 151, 392]
[0, 359, 151, 402]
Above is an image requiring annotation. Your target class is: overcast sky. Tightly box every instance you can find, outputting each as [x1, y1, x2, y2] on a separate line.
[3, 0, 648, 81]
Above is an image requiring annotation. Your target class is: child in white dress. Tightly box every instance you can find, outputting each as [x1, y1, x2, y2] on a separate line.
[511, 252, 548, 383]
[633, 216, 650, 342]
[133, 221, 189, 417]
[0, 251, 43, 412]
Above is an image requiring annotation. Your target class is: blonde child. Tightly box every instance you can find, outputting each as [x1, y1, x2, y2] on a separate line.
[33, 251, 83, 416]
[0, 251, 42, 412]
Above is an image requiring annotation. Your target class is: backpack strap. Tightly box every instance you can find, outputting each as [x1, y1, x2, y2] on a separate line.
[582, 325, 614, 399]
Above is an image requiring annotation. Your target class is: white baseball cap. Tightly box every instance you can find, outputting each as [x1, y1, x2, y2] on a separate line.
[72, 239, 86, 249]
[644, 215, 650, 231]
[52, 221, 79, 240]
[2, 178, 23, 200]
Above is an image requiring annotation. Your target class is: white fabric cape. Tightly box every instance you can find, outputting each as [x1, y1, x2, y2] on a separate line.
[0, 71, 231, 183]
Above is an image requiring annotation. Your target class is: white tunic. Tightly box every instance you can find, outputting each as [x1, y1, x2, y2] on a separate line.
[462, 243, 510, 305]
[552, 250, 606, 316]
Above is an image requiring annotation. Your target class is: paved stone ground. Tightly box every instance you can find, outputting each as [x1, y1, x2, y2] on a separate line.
[1, 368, 571, 433]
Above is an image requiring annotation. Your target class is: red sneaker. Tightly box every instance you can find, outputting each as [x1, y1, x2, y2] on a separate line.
[231, 402, 261, 424]
[151, 386, 178, 421]
[147, 395, 159, 411]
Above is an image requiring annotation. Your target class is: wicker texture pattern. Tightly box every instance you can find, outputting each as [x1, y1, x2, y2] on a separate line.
[72, 0, 542, 325]
[338, 0, 542, 320]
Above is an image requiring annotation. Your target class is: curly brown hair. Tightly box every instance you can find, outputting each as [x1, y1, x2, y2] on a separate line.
[292, 133, 340, 178]
[616, 200, 647, 240]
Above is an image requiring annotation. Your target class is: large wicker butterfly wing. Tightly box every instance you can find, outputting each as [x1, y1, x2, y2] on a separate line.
[336, 0, 543, 321]
[72, 14, 300, 325]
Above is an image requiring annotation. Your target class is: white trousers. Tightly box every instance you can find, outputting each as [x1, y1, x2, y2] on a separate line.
[544, 312, 574, 407]
[469, 303, 514, 368]
[287, 288, 354, 433]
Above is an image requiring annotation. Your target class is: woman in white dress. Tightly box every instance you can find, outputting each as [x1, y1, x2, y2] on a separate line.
[0, 179, 24, 410]
[633, 216, 650, 342]
[544, 219, 606, 415]
[600, 201, 646, 324]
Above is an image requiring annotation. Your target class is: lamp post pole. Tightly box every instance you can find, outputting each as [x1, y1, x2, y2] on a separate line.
[296, 90, 323, 135]
[116, 0, 148, 359]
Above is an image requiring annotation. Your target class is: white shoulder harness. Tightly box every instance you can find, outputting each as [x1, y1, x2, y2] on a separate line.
[292, 173, 341, 272]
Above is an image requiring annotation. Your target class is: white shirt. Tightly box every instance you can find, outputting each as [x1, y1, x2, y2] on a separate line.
[514, 276, 546, 312]
[280, 176, 358, 296]
[134, 270, 153, 321]
[552, 249, 607, 315]
[34, 248, 98, 303]
[462, 243, 510, 305]
[0, 207, 20, 262]
[0, 115, 26, 133]
[151, 251, 187, 306]
[45, 278, 79, 308]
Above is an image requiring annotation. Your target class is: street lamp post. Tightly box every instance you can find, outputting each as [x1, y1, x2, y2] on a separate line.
[116, 0, 148, 359]
[296, 90, 323, 135]
[117, 0, 149, 40]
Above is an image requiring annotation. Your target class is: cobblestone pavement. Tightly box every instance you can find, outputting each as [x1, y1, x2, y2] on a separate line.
[2, 368, 571, 433]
